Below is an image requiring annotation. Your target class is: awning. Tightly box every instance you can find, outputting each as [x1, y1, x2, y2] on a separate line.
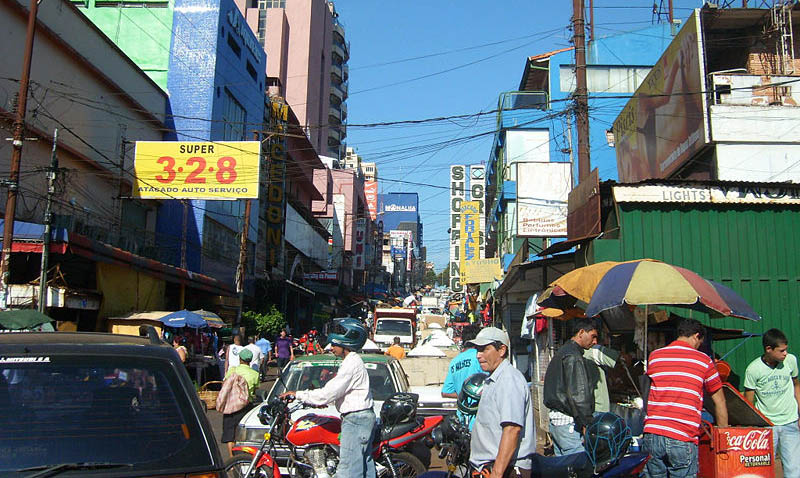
[285, 279, 315, 297]
[537, 233, 600, 256]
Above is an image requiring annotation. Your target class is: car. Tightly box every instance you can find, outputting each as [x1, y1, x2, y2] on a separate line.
[0, 331, 227, 477]
[235, 354, 456, 465]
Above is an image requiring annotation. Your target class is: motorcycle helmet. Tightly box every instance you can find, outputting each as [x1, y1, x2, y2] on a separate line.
[583, 412, 632, 474]
[163, 331, 174, 343]
[380, 392, 418, 428]
[457, 373, 487, 417]
[327, 318, 368, 351]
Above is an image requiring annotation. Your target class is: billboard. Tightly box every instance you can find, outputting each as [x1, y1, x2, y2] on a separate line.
[613, 10, 708, 183]
[517, 162, 571, 237]
[133, 141, 260, 199]
[353, 218, 366, 270]
[459, 201, 480, 278]
[365, 181, 379, 220]
[449, 165, 465, 292]
[462, 258, 503, 284]
[379, 193, 418, 232]
[264, 101, 288, 271]
[390, 230, 407, 259]
[470, 165, 485, 259]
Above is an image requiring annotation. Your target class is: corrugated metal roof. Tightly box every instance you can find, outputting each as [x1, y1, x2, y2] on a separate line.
[527, 47, 574, 62]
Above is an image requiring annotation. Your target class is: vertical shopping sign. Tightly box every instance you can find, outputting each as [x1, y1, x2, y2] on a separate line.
[459, 201, 480, 283]
[354, 218, 366, 270]
[265, 100, 288, 273]
[469, 165, 485, 259]
[450, 165, 465, 292]
[365, 181, 379, 220]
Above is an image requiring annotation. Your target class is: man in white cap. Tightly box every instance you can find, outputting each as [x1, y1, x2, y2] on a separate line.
[468, 327, 535, 478]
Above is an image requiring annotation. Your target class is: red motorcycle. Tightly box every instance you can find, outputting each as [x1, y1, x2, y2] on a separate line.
[227, 393, 442, 478]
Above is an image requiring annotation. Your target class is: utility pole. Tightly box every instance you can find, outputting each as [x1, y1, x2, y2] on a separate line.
[573, 0, 591, 182]
[234, 131, 258, 331]
[38, 129, 58, 313]
[1, 0, 41, 308]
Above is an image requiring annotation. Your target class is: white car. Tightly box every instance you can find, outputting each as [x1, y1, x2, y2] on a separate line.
[235, 353, 456, 463]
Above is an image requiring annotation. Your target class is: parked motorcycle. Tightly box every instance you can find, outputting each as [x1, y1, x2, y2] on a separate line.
[227, 393, 442, 478]
[432, 413, 650, 478]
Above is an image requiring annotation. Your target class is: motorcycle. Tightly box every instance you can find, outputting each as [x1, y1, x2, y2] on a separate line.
[432, 415, 650, 478]
[227, 395, 443, 478]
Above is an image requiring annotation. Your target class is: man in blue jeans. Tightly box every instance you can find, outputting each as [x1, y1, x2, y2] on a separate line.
[744, 328, 800, 478]
[281, 319, 375, 478]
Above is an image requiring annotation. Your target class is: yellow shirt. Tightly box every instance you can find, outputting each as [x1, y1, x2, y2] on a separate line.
[385, 344, 406, 360]
[225, 364, 260, 399]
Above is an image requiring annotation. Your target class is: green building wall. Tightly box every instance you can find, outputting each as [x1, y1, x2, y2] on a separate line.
[74, 0, 174, 89]
[587, 203, 800, 387]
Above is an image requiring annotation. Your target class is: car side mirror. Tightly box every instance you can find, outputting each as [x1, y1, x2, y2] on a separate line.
[255, 389, 267, 402]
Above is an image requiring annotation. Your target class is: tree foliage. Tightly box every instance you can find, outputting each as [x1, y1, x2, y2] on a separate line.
[242, 305, 286, 338]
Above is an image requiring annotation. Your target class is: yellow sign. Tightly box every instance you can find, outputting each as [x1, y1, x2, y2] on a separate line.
[462, 258, 503, 284]
[133, 141, 260, 199]
[459, 201, 480, 274]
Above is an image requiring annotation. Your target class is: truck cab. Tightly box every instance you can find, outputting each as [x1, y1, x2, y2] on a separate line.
[372, 307, 417, 351]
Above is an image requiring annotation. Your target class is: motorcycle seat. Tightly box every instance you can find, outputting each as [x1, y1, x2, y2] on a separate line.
[379, 417, 423, 441]
[530, 452, 592, 478]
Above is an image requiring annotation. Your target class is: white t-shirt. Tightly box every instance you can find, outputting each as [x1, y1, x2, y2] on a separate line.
[245, 343, 264, 371]
[227, 344, 244, 368]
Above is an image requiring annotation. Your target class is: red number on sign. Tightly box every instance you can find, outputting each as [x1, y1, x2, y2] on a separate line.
[186, 157, 207, 183]
[217, 157, 237, 184]
[155, 156, 176, 183]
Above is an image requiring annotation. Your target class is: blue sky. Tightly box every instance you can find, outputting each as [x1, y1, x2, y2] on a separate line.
[334, 1, 701, 271]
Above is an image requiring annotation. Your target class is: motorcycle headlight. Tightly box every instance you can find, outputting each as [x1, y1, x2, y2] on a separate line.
[236, 425, 269, 444]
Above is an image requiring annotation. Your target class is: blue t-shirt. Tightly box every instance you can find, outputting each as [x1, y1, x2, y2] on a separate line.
[442, 348, 484, 396]
[255, 338, 271, 356]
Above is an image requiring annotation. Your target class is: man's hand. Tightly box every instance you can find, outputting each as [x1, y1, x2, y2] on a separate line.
[279, 391, 296, 401]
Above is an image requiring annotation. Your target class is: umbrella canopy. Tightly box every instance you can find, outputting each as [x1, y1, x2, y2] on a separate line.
[0, 309, 53, 330]
[583, 260, 761, 321]
[159, 309, 207, 328]
[193, 309, 225, 328]
[539, 261, 624, 304]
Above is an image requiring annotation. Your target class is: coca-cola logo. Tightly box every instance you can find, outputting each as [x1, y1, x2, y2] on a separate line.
[724, 430, 770, 452]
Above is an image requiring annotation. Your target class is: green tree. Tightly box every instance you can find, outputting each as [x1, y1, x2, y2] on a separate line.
[241, 305, 286, 338]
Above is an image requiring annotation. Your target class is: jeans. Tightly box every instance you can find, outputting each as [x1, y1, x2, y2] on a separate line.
[641, 433, 697, 478]
[774, 421, 800, 478]
[337, 408, 376, 478]
[549, 421, 584, 456]
[277, 357, 290, 372]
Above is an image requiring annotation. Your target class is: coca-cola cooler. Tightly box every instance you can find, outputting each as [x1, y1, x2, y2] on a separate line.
[699, 384, 775, 478]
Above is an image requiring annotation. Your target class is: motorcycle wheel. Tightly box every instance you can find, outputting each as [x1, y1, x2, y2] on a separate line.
[382, 451, 426, 478]
[224, 455, 271, 478]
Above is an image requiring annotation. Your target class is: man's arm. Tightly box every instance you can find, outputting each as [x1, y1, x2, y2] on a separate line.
[489, 423, 522, 478]
[710, 388, 729, 427]
[793, 378, 800, 429]
[744, 389, 755, 405]
[564, 355, 594, 430]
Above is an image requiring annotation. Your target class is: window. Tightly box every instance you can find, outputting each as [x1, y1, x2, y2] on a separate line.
[227, 32, 242, 58]
[222, 89, 247, 141]
[559, 65, 652, 93]
[259, 0, 285, 7]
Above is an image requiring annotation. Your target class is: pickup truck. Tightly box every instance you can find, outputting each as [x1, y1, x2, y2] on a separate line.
[234, 353, 456, 464]
[372, 307, 417, 350]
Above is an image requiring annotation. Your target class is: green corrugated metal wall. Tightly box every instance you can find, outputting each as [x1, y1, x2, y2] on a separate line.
[591, 203, 800, 386]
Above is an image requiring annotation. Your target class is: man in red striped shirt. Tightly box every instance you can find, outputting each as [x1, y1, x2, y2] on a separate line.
[642, 319, 728, 478]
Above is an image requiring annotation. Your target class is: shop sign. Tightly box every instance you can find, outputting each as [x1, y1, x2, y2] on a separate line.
[354, 218, 366, 270]
[470, 165, 485, 259]
[462, 258, 502, 284]
[516, 162, 571, 237]
[365, 181, 378, 220]
[303, 271, 338, 281]
[459, 201, 480, 275]
[133, 141, 260, 199]
[449, 165, 465, 292]
[264, 101, 288, 270]
[613, 183, 800, 205]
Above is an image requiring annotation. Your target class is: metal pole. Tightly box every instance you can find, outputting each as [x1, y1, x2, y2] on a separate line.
[1, 0, 40, 307]
[234, 131, 259, 330]
[588, 0, 594, 44]
[668, 0, 673, 24]
[573, 0, 591, 181]
[38, 129, 58, 313]
[180, 200, 188, 269]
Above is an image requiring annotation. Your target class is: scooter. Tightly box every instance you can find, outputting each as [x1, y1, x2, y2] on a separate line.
[432, 415, 650, 478]
[227, 396, 443, 478]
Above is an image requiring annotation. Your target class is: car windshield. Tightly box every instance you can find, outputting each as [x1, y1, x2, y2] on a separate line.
[269, 360, 396, 401]
[375, 319, 412, 336]
[0, 355, 213, 474]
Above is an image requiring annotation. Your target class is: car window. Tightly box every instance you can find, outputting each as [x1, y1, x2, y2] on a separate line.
[0, 355, 213, 474]
[375, 320, 412, 336]
[268, 361, 397, 401]
[390, 361, 410, 391]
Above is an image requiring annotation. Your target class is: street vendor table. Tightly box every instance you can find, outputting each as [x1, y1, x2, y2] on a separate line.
[699, 383, 775, 478]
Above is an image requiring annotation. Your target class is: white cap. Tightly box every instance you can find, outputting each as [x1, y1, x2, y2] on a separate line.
[466, 327, 510, 349]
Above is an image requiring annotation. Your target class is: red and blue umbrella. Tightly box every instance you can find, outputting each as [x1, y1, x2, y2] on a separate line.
[583, 259, 761, 321]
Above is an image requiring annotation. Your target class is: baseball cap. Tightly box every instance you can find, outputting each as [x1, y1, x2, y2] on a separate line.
[467, 327, 510, 349]
[239, 348, 253, 362]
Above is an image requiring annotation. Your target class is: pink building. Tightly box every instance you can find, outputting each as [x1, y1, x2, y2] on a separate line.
[237, 0, 348, 159]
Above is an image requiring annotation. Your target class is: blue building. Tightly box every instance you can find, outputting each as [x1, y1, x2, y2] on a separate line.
[158, 0, 266, 286]
[486, 24, 674, 264]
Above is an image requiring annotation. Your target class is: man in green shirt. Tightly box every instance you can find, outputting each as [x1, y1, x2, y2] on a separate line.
[744, 328, 800, 478]
[584, 344, 620, 413]
[224, 348, 260, 399]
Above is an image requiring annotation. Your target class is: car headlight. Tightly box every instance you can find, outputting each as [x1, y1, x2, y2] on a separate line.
[236, 425, 269, 443]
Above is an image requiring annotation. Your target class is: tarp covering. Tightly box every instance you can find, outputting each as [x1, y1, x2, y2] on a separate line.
[97, 263, 165, 319]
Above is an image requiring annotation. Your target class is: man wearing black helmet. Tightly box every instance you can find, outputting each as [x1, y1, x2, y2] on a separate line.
[280, 319, 375, 478]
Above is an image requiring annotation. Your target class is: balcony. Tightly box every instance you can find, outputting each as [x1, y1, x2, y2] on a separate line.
[333, 20, 345, 42]
[332, 43, 346, 64]
[328, 128, 341, 145]
[339, 122, 346, 140]
[330, 82, 345, 102]
[343, 63, 349, 81]
[340, 81, 348, 100]
[329, 104, 341, 122]
[331, 63, 343, 82]
[340, 102, 347, 121]
[496, 91, 548, 130]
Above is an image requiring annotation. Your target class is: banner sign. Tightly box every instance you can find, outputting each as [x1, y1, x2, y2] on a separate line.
[264, 101, 288, 271]
[613, 183, 800, 204]
[517, 162, 572, 237]
[462, 258, 503, 284]
[390, 230, 407, 259]
[133, 141, 260, 199]
[613, 10, 708, 182]
[449, 165, 465, 292]
[354, 218, 366, 270]
[459, 201, 480, 277]
[304, 271, 338, 281]
[470, 165, 486, 259]
[365, 181, 379, 220]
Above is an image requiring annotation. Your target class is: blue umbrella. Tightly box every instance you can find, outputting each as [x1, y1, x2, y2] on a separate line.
[159, 309, 207, 328]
